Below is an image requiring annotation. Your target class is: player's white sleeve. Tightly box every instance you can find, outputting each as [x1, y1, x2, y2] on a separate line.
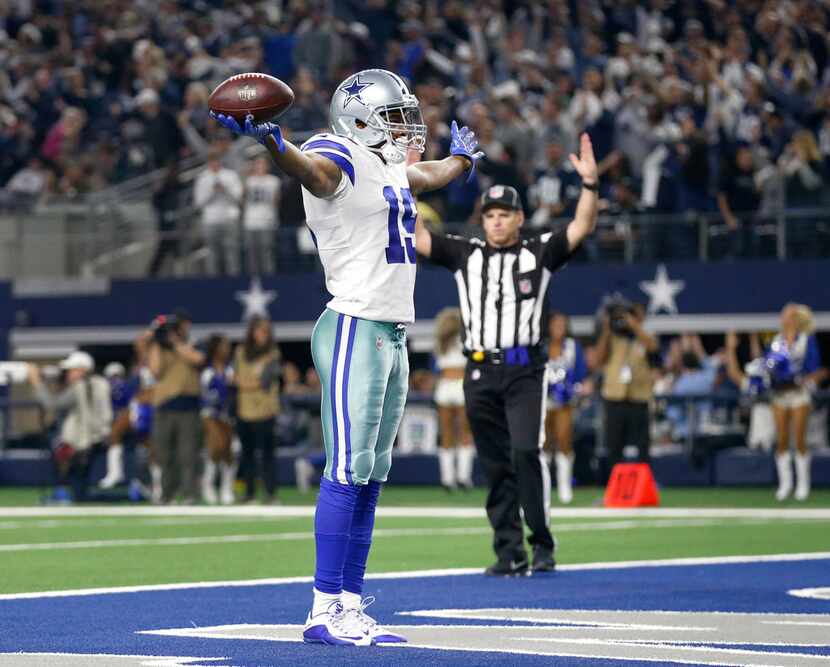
[301, 134, 356, 187]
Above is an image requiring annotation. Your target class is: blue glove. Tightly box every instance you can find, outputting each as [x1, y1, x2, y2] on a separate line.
[450, 120, 484, 182]
[210, 112, 285, 152]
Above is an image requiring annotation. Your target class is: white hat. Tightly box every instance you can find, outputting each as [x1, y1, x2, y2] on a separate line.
[104, 362, 126, 378]
[59, 351, 94, 371]
[135, 88, 160, 107]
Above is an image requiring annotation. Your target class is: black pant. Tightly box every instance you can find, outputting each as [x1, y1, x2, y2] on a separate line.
[148, 238, 179, 276]
[153, 409, 202, 503]
[237, 417, 277, 500]
[464, 362, 554, 562]
[603, 399, 650, 471]
[59, 443, 104, 501]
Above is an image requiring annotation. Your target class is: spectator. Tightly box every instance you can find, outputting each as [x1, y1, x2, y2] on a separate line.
[148, 309, 204, 504]
[780, 130, 825, 208]
[778, 130, 825, 256]
[147, 160, 184, 277]
[234, 316, 282, 504]
[594, 300, 658, 473]
[200, 334, 237, 505]
[282, 362, 312, 396]
[177, 82, 212, 156]
[280, 67, 329, 133]
[243, 156, 282, 275]
[193, 146, 243, 276]
[529, 140, 580, 227]
[665, 334, 720, 440]
[716, 144, 762, 258]
[135, 88, 184, 169]
[0, 156, 50, 212]
[28, 352, 111, 502]
[41, 107, 86, 166]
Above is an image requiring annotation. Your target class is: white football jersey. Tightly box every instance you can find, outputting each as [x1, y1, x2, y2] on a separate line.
[244, 174, 281, 230]
[300, 133, 417, 323]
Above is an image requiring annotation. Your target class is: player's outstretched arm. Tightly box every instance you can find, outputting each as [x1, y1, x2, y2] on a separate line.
[566, 133, 600, 251]
[407, 121, 484, 194]
[212, 113, 341, 199]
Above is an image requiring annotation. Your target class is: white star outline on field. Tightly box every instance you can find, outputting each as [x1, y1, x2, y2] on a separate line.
[235, 277, 277, 321]
[639, 264, 685, 314]
[340, 75, 374, 109]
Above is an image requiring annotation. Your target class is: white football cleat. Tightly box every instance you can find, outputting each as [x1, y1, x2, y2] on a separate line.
[98, 444, 125, 489]
[348, 596, 407, 644]
[303, 601, 372, 646]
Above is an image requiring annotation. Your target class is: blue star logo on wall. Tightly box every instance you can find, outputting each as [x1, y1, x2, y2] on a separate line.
[340, 76, 373, 109]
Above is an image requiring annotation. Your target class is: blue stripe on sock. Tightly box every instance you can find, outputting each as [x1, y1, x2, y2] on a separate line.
[342, 318, 357, 485]
[329, 314, 344, 482]
[314, 151, 355, 186]
[302, 139, 353, 158]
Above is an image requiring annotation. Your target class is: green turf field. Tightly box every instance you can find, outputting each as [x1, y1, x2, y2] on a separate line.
[0, 486, 828, 595]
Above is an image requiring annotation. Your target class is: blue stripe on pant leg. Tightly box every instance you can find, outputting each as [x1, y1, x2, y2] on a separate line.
[342, 318, 357, 485]
[329, 314, 344, 482]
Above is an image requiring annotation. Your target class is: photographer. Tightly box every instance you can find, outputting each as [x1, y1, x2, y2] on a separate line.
[147, 309, 205, 504]
[28, 352, 112, 502]
[595, 297, 658, 472]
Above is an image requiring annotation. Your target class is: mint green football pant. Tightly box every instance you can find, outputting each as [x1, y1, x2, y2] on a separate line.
[311, 308, 409, 485]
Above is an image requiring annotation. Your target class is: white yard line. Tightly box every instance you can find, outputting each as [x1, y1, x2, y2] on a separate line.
[1, 505, 830, 520]
[0, 551, 828, 601]
[0, 517, 816, 553]
[0, 516, 297, 530]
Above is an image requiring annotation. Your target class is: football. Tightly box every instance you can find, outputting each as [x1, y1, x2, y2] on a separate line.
[208, 72, 294, 123]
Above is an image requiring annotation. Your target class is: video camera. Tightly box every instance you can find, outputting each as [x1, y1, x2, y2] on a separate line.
[150, 314, 179, 349]
[601, 293, 637, 338]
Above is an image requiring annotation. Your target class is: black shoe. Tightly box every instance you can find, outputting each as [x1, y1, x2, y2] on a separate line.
[531, 548, 556, 573]
[484, 557, 528, 577]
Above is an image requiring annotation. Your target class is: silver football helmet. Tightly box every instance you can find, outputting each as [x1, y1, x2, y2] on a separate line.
[329, 69, 426, 164]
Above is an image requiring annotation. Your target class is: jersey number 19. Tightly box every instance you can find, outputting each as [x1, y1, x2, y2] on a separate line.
[383, 186, 417, 264]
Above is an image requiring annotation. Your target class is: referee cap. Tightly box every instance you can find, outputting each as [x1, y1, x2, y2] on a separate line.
[481, 185, 521, 212]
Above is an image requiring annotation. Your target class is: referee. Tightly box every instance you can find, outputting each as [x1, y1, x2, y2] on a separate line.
[415, 133, 599, 575]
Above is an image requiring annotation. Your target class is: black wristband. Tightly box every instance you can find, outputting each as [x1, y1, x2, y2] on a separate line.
[582, 180, 599, 192]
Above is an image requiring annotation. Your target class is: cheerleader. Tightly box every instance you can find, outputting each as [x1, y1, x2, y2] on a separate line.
[98, 362, 138, 489]
[767, 304, 823, 501]
[544, 312, 587, 504]
[129, 368, 159, 502]
[200, 334, 237, 505]
[433, 308, 475, 491]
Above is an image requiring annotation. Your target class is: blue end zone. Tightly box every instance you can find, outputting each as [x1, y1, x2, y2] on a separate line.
[0, 558, 829, 666]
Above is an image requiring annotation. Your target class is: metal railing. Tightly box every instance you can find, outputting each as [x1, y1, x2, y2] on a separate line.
[2, 205, 829, 280]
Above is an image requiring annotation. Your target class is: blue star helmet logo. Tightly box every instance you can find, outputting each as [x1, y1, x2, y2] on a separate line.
[340, 75, 374, 109]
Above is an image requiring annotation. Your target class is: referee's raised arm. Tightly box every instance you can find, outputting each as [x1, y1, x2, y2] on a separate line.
[565, 133, 600, 251]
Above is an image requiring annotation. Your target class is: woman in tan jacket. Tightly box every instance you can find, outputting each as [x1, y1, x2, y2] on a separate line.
[234, 315, 282, 503]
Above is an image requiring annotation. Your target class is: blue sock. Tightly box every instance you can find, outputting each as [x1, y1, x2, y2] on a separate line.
[314, 477, 360, 594]
[342, 480, 381, 595]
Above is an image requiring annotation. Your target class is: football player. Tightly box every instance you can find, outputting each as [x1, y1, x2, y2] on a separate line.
[213, 68, 483, 646]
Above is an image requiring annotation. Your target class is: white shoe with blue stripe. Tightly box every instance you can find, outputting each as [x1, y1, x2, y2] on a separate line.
[302, 600, 372, 646]
[347, 596, 407, 644]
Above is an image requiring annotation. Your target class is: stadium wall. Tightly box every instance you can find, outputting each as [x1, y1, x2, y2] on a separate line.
[3, 259, 830, 359]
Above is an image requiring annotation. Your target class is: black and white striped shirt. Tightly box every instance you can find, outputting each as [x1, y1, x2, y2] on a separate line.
[427, 230, 572, 352]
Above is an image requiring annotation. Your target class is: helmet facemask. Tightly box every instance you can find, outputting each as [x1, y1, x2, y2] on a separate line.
[365, 98, 426, 164]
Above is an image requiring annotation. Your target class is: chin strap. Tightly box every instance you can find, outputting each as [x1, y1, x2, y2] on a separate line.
[380, 141, 407, 164]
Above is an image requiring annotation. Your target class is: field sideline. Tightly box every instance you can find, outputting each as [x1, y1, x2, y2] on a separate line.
[1, 485, 829, 596]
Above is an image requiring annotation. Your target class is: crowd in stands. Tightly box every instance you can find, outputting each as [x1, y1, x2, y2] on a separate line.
[2, 0, 830, 260]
